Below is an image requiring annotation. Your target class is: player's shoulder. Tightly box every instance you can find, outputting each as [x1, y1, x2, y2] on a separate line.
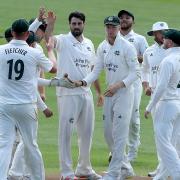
[166, 50, 180, 61]
[35, 43, 43, 53]
[121, 36, 135, 48]
[161, 55, 174, 69]
[27, 46, 43, 56]
[0, 43, 8, 49]
[144, 44, 157, 53]
[97, 39, 108, 50]
[55, 33, 67, 41]
[84, 37, 95, 50]
[133, 32, 148, 43]
[0, 43, 9, 55]
[133, 31, 146, 39]
[84, 37, 93, 44]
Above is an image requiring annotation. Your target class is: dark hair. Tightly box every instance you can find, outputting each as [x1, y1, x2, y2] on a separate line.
[68, 11, 85, 23]
[4, 27, 13, 42]
[26, 31, 37, 45]
[11, 18, 29, 34]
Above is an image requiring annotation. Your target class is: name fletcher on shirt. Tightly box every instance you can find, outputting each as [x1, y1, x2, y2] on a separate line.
[5, 48, 27, 56]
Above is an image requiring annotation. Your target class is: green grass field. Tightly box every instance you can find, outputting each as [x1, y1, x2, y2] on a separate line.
[0, 0, 180, 177]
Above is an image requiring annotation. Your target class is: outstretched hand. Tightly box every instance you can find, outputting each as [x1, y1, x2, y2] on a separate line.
[104, 84, 119, 97]
[45, 11, 56, 43]
[49, 74, 76, 88]
[47, 11, 56, 25]
[38, 7, 47, 22]
[104, 82, 124, 97]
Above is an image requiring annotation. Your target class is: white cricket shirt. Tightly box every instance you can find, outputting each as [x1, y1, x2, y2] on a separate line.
[84, 33, 140, 87]
[55, 32, 96, 96]
[120, 30, 148, 57]
[146, 47, 180, 112]
[0, 40, 53, 104]
[142, 43, 167, 90]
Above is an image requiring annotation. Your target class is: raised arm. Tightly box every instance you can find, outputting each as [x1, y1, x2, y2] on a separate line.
[46, 36, 57, 64]
[45, 11, 57, 47]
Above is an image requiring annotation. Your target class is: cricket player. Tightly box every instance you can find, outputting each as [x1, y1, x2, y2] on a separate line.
[6, 10, 51, 178]
[0, 19, 57, 180]
[74, 15, 140, 180]
[45, 11, 102, 180]
[142, 21, 169, 179]
[118, 10, 149, 163]
[145, 29, 180, 180]
[7, 31, 53, 180]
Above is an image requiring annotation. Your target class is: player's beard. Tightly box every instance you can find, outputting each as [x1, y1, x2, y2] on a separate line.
[120, 22, 132, 31]
[71, 28, 83, 37]
[154, 36, 163, 45]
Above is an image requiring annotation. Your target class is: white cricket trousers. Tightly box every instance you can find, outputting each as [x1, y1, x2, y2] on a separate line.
[128, 78, 142, 152]
[57, 91, 95, 177]
[8, 139, 27, 177]
[0, 103, 45, 180]
[154, 100, 180, 180]
[103, 87, 134, 178]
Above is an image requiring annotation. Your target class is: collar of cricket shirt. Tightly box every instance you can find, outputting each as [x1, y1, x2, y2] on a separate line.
[9, 39, 28, 45]
[68, 32, 86, 45]
[119, 29, 134, 38]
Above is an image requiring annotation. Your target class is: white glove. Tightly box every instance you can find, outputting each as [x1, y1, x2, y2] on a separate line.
[49, 77, 76, 88]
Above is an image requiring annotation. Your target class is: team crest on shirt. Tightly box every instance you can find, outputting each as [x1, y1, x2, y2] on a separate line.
[103, 49, 107, 54]
[118, 115, 122, 119]
[129, 38, 134, 42]
[114, 50, 120, 56]
[69, 118, 74, 124]
[87, 46, 91, 51]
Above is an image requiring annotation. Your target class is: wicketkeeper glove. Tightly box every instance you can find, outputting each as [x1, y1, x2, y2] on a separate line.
[49, 77, 76, 88]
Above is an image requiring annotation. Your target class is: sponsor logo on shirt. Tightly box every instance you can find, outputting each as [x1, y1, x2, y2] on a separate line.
[87, 46, 91, 51]
[105, 63, 118, 72]
[103, 50, 107, 54]
[151, 65, 159, 74]
[114, 50, 120, 56]
[74, 58, 90, 68]
[69, 118, 74, 123]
